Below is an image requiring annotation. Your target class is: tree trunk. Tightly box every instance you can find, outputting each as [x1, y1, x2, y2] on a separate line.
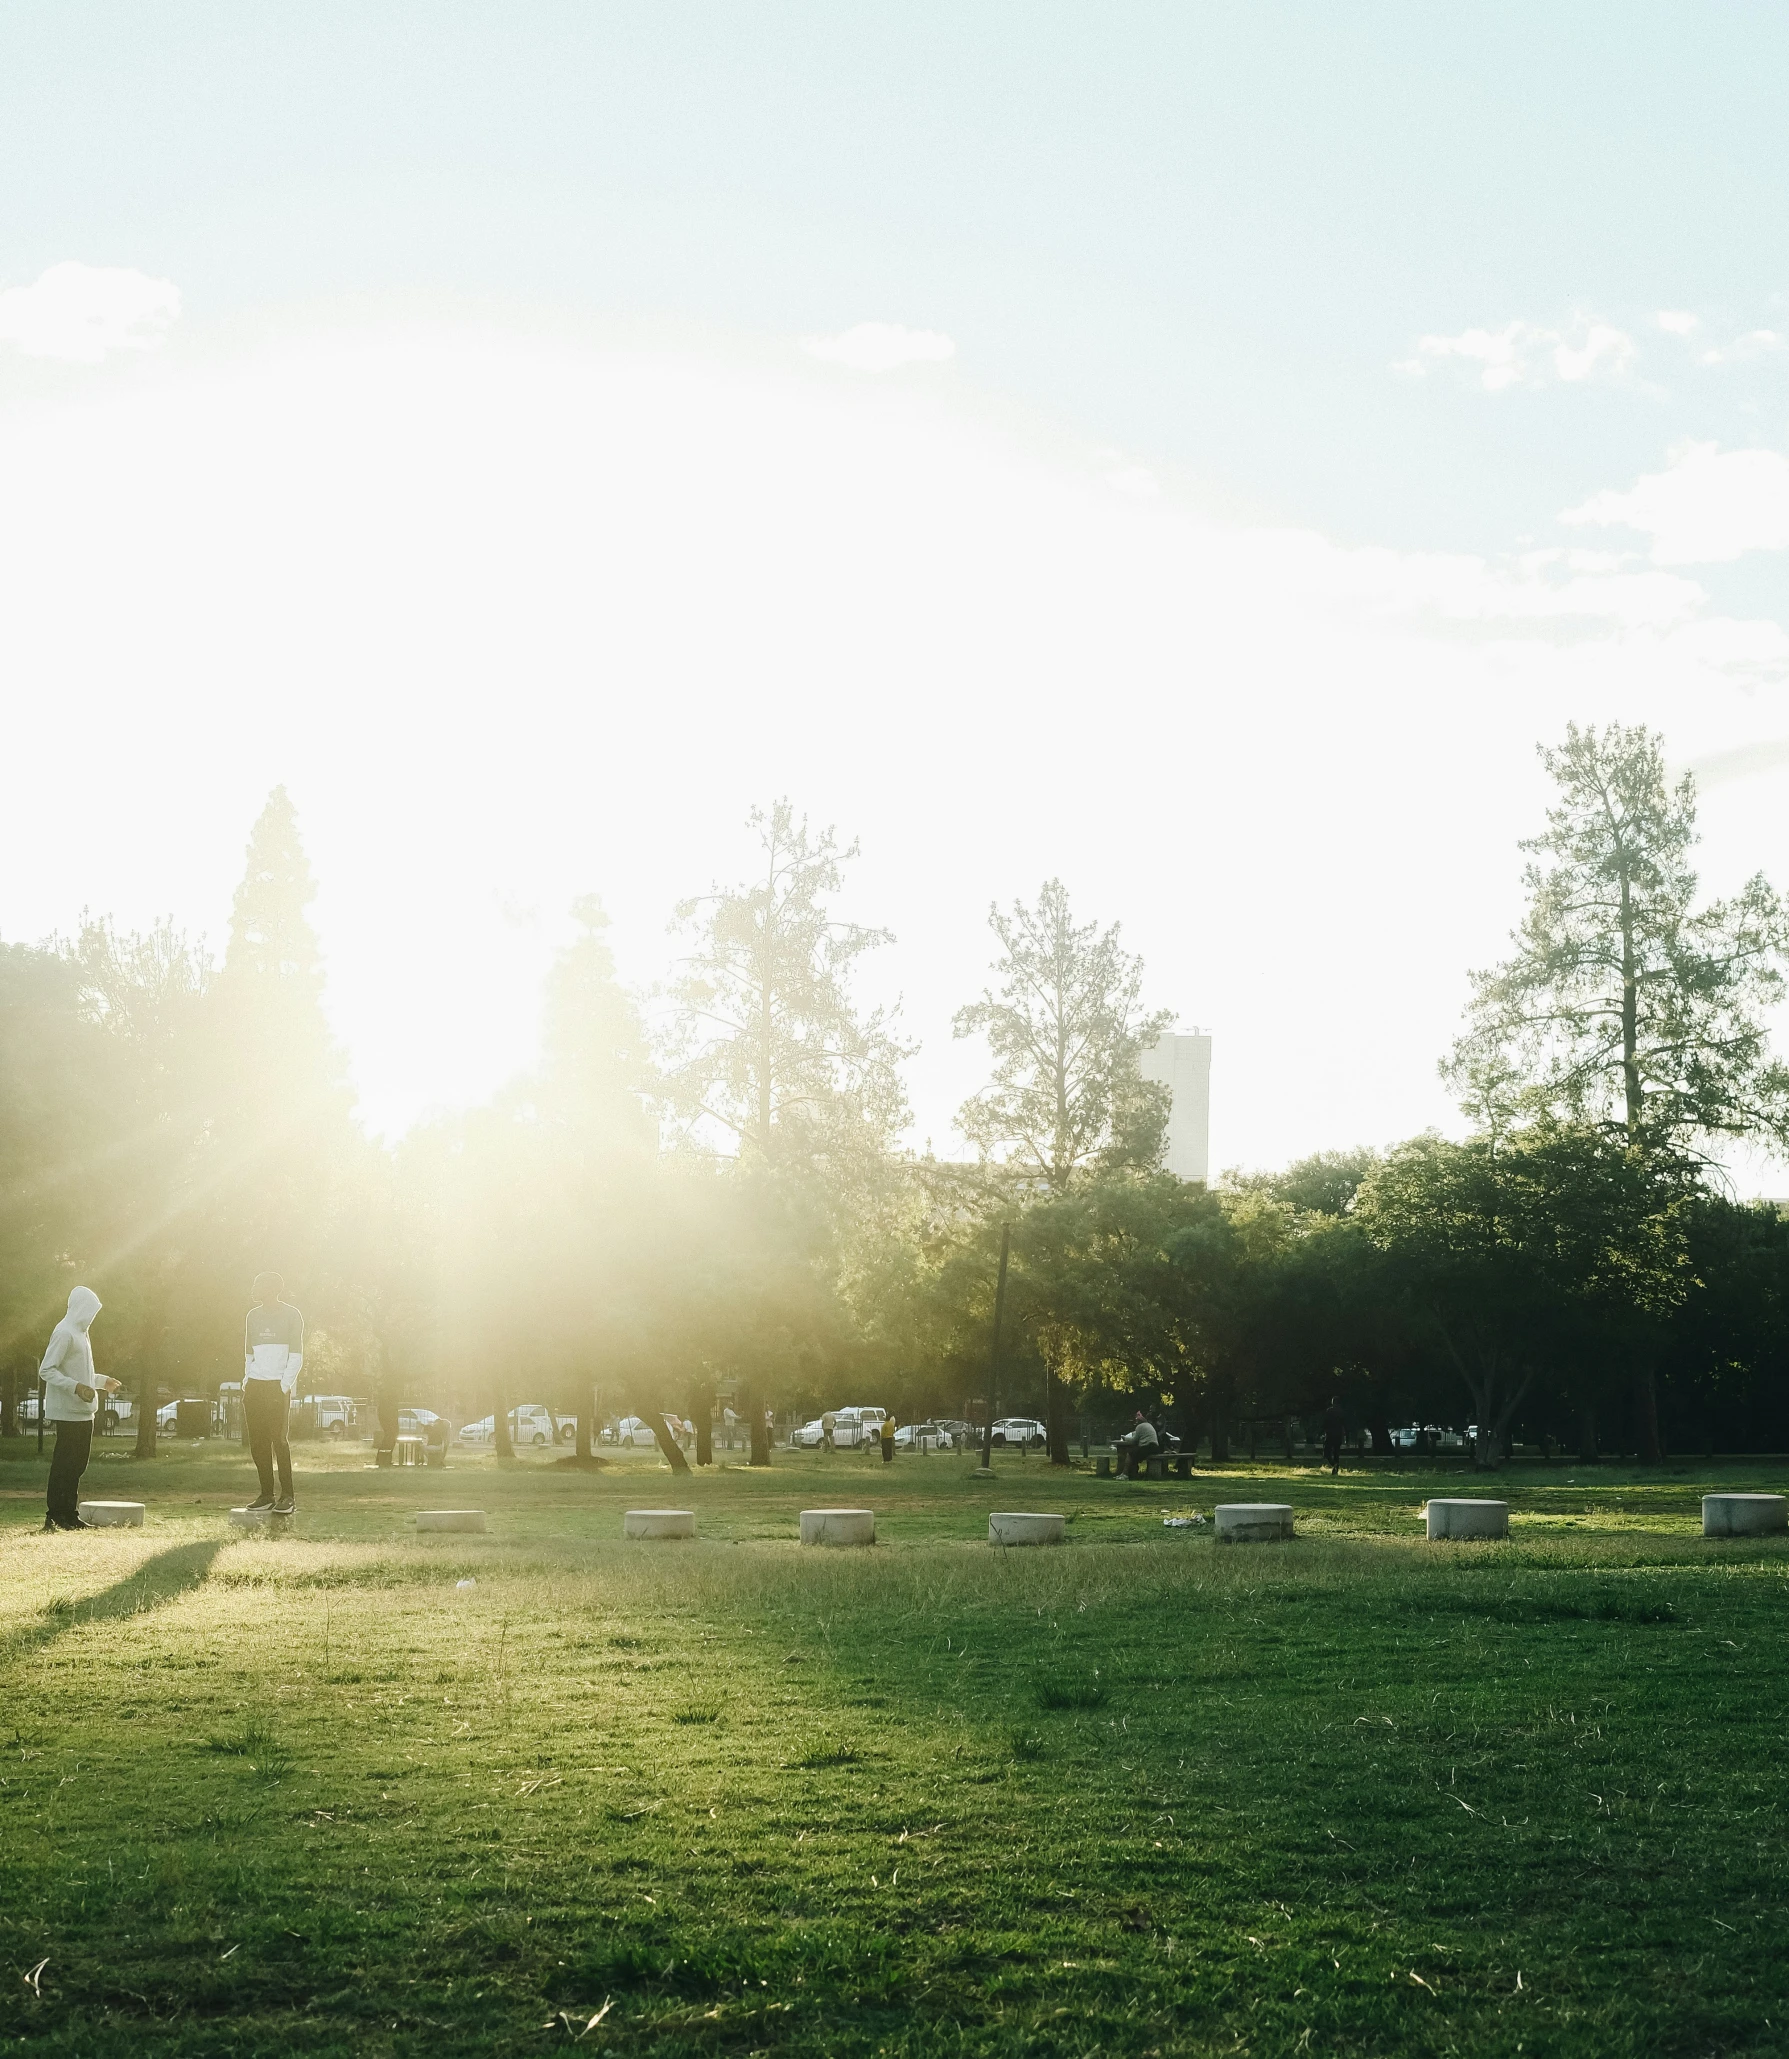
[639, 1407, 692, 1475]
[1634, 1366, 1662, 1465]
[575, 1393, 592, 1461]
[1577, 1403, 1597, 1463]
[1209, 1393, 1230, 1464]
[494, 1382, 513, 1459]
[134, 1359, 158, 1459]
[0, 1366, 12, 1438]
[747, 1389, 770, 1467]
[1368, 1409, 1393, 1462]
[1281, 1415, 1295, 1463]
[692, 1384, 714, 1467]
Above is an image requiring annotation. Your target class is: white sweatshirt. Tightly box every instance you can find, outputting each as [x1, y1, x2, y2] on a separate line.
[39, 1286, 103, 1422]
[244, 1299, 305, 1395]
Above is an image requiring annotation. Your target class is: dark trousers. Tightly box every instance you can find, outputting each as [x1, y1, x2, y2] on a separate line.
[246, 1380, 293, 1499]
[47, 1418, 93, 1526]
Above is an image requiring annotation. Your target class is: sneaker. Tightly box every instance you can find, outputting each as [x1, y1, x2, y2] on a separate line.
[271, 1496, 295, 1517]
[245, 1494, 276, 1512]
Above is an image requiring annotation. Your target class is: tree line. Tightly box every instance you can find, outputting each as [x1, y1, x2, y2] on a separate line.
[6, 725, 1789, 1469]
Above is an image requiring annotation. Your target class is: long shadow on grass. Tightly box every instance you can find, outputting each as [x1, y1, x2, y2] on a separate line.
[0, 1540, 224, 1667]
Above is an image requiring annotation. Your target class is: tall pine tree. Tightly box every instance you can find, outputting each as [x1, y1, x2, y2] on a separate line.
[208, 787, 353, 1305]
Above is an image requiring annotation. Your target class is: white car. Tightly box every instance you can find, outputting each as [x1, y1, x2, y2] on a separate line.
[990, 1416, 1046, 1448]
[792, 1406, 887, 1450]
[894, 1421, 952, 1451]
[460, 1402, 559, 1448]
[611, 1413, 694, 1449]
[301, 1394, 360, 1440]
[397, 1407, 441, 1439]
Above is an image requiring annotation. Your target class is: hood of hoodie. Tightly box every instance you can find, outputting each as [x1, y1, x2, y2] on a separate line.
[66, 1285, 101, 1332]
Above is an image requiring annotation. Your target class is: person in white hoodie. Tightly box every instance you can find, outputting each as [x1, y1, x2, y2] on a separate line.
[243, 1271, 304, 1514]
[39, 1286, 121, 1532]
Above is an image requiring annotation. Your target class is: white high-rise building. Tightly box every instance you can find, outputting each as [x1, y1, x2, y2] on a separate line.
[1140, 1030, 1211, 1184]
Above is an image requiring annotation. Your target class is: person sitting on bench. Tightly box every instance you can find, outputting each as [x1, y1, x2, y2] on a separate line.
[1116, 1411, 1160, 1477]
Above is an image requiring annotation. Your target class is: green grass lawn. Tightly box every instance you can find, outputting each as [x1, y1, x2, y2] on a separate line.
[2, 1437, 1786, 2056]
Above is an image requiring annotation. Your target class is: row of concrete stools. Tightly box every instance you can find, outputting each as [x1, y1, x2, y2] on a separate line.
[64, 1492, 1789, 1542]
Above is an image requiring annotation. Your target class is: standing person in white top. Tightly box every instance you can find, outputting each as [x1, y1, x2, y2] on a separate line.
[243, 1271, 304, 1514]
[39, 1286, 121, 1531]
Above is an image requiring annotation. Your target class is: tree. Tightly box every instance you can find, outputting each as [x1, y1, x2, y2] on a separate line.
[954, 880, 1171, 1194]
[662, 802, 909, 1188]
[1232, 1148, 1378, 1219]
[1446, 724, 1789, 1154]
[538, 896, 655, 1158]
[1353, 1125, 1696, 1469]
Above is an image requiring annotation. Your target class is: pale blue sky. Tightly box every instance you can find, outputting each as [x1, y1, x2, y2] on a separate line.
[4, 5, 1788, 1171]
[4, 3, 1786, 572]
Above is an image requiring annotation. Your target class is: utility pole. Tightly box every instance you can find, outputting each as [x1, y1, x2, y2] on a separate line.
[976, 1224, 1011, 1475]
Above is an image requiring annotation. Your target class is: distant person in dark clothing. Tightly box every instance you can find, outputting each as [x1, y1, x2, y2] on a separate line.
[1322, 1396, 1346, 1476]
[243, 1271, 304, 1514]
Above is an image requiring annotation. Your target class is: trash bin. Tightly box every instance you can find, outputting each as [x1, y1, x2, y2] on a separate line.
[176, 1398, 210, 1440]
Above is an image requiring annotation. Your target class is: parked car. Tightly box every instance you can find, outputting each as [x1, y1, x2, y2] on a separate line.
[397, 1407, 441, 1439]
[989, 1416, 1046, 1448]
[894, 1420, 952, 1451]
[1390, 1423, 1466, 1453]
[300, 1393, 361, 1440]
[790, 1406, 887, 1449]
[460, 1402, 560, 1447]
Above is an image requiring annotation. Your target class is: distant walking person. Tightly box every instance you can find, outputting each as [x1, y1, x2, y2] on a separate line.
[39, 1286, 120, 1531]
[244, 1272, 304, 1514]
[1322, 1396, 1346, 1476]
[880, 1417, 895, 1464]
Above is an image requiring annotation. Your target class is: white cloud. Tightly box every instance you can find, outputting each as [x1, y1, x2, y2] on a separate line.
[1397, 316, 1636, 391]
[1656, 310, 1699, 336]
[799, 321, 956, 372]
[1698, 328, 1785, 366]
[1561, 442, 1789, 564]
[0, 261, 180, 364]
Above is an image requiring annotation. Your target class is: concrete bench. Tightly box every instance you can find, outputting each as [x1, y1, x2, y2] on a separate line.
[1426, 1498, 1509, 1541]
[416, 1509, 487, 1534]
[229, 1506, 292, 1531]
[989, 1511, 1066, 1546]
[800, 1508, 874, 1546]
[77, 1500, 144, 1528]
[624, 1508, 696, 1540]
[1214, 1502, 1294, 1543]
[1702, 1493, 1788, 1538]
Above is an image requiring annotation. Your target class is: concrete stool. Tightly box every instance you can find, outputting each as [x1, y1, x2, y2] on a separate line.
[800, 1508, 874, 1546]
[624, 1508, 696, 1540]
[1426, 1498, 1509, 1541]
[416, 1509, 487, 1534]
[1703, 1493, 1788, 1538]
[77, 1500, 144, 1528]
[229, 1506, 292, 1531]
[393, 1435, 425, 1467]
[1215, 1503, 1294, 1543]
[989, 1511, 1066, 1546]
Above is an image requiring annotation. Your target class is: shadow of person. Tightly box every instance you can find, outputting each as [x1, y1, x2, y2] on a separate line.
[2, 1539, 225, 1665]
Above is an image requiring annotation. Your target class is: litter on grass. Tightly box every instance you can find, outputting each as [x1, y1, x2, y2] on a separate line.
[1163, 1514, 1207, 1528]
[456, 1578, 477, 1591]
